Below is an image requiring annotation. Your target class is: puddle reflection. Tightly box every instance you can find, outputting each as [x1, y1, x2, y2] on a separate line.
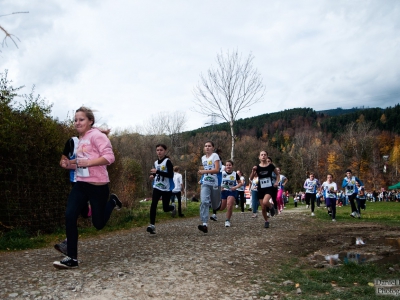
[325, 237, 400, 265]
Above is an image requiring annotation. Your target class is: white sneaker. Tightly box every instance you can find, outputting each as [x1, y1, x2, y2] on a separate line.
[356, 237, 365, 245]
[235, 205, 238, 208]
[311, 212, 315, 216]
[210, 214, 218, 221]
[146, 224, 156, 234]
[171, 203, 176, 217]
[350, 212, 357, 218]
[332, 219, 336, 222]
[306, 205, 309, 209]
[225, 220, 231, 227]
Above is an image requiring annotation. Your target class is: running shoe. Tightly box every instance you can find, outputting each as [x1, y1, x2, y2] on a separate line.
[171, 203, 176, 217]
[306, 205, 309, 209]
[53, 256, 78, 269]
[198, 225, 208, 233]
[210, 214, 218, 221]
[311, 212, 315, 216]
[251, 213, 257, 218]
[146, 224, 156, 234]
[225, 220, 231, 227]
[332, 219, 336, 222]
[54, 240, 68, 256]
[111, 193, 122, 210]
[264, 221, 270, 228]
[350, 211, 357, 218]
[270, 206, 276, 217]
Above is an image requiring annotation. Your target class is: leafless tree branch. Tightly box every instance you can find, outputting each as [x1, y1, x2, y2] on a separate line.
[0, 11, 29, 49]
[193, 49, 265, 159]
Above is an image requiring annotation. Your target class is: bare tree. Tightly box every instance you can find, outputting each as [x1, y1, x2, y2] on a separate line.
[144, 111, 186, 136]
[143, 111, 187, 157]
[193, 49, 265, 160]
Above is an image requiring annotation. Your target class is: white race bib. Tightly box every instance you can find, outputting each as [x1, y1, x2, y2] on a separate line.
[260, 177, 272, 188]
[77, 167, 89, 177]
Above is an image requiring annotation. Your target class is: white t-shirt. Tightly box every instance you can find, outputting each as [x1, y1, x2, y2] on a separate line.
[278, 174, 287, 190]
[322, 181, 338, 198]
[201, 153, 220, 186]
[172, 172, 183, 193]
[237, 176, 245, 191]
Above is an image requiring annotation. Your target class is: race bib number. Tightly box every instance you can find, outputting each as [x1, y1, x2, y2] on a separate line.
[345, 185, 354, 195]
[260, 177, 272, 188]
[326, 190, 336, 198]
[77, 167, 89, 177]
[221, 180, 231, 190]
[203, 175, 216, 185]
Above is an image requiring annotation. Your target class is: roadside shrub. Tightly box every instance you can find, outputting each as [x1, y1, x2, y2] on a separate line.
[0, 71, 75, 234]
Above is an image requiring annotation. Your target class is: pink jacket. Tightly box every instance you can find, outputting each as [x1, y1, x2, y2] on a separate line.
[76, 128, 115, 183]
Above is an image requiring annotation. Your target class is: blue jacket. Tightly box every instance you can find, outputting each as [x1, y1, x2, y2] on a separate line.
[342, 176, 363, 195]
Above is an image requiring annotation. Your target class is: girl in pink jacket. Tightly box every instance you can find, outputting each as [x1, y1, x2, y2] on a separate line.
[53, 107, 122, 269]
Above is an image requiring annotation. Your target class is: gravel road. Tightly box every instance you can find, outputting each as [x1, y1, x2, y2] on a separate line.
[1, 206, 398, 300]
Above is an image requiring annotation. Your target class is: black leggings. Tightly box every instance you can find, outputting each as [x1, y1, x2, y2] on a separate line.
[150, 188, 173, 225]
[357, 197, 366, 214]
[66, 182, 115, 259]
[348, 193, 357, 213]
[171, 191, 183, 215]
[237, 191, 245, 212]
[305, 193, 316, 212]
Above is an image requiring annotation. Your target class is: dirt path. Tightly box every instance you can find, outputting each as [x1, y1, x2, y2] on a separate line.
[0, 206, 399, 300]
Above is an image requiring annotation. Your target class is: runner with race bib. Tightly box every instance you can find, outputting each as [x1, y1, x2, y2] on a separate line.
[249, 151, 280, 229]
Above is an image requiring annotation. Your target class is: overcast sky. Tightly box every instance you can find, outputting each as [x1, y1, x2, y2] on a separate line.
[1, 0, 399, 132]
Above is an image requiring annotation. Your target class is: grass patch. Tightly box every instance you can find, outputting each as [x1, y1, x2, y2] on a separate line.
[0, 228, 48, 251]
[286, 201, 400, 225]
[262, 258, 394, 299]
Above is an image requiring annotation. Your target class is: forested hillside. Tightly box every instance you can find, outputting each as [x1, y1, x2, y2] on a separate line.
[187, 106, 399, 138]
[113, 105, 400, 199]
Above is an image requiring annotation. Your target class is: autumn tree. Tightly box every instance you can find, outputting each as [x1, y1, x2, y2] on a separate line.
[389, 135, 400, 178]
[326, 149, 341, 179]
[339, 121, 374, 177]
[193, 50, 265, 160]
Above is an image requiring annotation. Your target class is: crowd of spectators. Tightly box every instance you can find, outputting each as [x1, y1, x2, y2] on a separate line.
[292, 189, 400, 206]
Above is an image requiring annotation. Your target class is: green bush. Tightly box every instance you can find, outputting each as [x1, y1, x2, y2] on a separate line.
[0, 71, 75, 234]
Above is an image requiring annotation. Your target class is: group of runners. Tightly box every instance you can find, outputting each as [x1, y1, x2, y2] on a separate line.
[302, 171, 365, 222]
[53, 106, 366, 269]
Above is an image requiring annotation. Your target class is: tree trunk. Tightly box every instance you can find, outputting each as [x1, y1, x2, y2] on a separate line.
[230, 121, 235, 160]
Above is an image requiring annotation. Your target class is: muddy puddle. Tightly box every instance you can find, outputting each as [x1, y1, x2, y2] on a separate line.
[313, 237, 400, 265]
